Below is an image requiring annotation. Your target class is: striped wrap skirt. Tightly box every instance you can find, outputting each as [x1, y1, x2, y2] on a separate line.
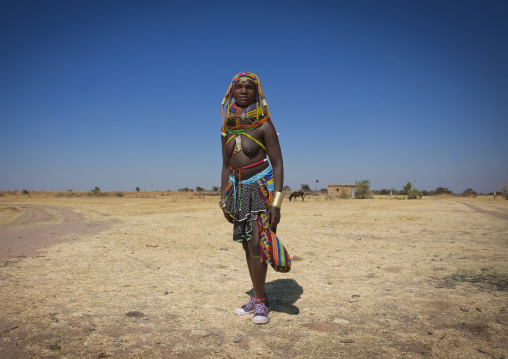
[224, 165, 291, 273]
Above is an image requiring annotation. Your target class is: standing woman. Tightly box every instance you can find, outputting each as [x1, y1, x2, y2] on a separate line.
[220, 72, 291, 325]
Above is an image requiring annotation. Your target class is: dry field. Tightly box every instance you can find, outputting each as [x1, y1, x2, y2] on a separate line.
[0, 193, 507, 358]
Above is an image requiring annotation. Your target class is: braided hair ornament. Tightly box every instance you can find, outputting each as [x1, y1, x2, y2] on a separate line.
[221, 72, 278, 137]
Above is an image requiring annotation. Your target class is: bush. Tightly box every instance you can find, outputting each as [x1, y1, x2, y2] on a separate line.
[498, 181, 508, 199]
[301, 184, 311, 192]
[354, 180, 373, 199]
[403, 182, 420, 199]
[339, 190, 351, 199]
[462, 188, 477, 197]
[434, 187, 452, 195]
[115, 192, 124, 197]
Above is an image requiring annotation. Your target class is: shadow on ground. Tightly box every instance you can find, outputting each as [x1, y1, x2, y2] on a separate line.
[247, 278, 303, 315]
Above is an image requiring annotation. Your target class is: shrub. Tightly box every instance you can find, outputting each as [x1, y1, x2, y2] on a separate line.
[339, 190, 351, 199]
[434, 187, 452, 195]
[115, 192, 124, 197]
[403, 182, 420, 199]
[301, 184, 311, 192]
[354, 180, 373, 199]
[462, 188, 477, 197]
[498, 181, 508, 199]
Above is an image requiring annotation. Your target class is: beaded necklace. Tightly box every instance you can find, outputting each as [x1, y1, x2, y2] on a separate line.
[221, 72, 277, 137]
[225, 103, 269, 135]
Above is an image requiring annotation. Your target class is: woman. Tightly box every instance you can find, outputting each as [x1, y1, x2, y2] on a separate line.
[220, 72, 291, 325]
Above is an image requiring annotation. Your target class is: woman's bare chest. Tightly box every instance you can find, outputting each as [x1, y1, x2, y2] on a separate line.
[226, 130, 264, 157]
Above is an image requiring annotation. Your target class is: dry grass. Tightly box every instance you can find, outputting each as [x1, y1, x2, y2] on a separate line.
[0, 193, 507, 358]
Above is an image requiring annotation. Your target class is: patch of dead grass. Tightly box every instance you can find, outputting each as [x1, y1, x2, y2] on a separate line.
[0, 194, 507, 358]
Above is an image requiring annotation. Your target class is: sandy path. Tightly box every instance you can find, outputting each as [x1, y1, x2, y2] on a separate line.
[0, 204, 115, 264]
[459, 201, 508, 221]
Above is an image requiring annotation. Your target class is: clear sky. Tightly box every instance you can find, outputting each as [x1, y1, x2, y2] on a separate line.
[1, 0, 507, 193]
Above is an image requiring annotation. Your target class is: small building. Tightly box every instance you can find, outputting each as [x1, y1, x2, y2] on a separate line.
[328, 184, 355, 197]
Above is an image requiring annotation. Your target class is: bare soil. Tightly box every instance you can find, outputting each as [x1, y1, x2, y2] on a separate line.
[0, 194, 506, 358]
[0, 204, 116, 264]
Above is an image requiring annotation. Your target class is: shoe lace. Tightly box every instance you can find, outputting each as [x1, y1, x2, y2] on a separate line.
[254, 302, 268, 316]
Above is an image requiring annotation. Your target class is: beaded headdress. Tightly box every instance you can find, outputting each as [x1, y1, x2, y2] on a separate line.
[221, 72, 275, 136]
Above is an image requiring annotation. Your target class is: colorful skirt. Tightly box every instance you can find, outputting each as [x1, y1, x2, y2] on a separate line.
[224, 165, 291, 273]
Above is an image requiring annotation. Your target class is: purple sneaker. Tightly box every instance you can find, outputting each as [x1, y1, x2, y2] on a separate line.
[234, 297, 270, 315]
[252, 301, 269, 324]
[234, 296, 255, 315]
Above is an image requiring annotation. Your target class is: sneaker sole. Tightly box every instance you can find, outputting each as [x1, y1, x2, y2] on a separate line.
[252, 316, 269, 324]
[234, 308, 254, 315]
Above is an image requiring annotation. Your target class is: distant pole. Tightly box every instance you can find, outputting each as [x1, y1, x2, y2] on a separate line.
[315, 179, 319, 192]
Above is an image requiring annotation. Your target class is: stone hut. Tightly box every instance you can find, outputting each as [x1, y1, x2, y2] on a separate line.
[327, 184, 355, 197]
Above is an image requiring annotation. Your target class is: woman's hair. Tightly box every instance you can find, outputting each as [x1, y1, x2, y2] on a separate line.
[221, 72, 272, 136]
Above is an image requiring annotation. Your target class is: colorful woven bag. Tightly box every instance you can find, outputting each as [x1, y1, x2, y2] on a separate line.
[256, 211, 291, 272]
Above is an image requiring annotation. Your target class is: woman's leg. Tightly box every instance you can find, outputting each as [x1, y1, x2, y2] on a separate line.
[242, 240, 253, 284]
[247, 221, 267, 300]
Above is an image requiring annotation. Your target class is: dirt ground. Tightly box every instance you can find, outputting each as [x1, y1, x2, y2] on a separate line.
[0, 193, 506, 358]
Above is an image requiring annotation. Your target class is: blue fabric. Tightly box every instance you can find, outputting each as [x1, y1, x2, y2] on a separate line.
[229, 164, 273, 185]
[228, 165, 273, 213]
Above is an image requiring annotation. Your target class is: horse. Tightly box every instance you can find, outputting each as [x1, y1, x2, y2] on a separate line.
[289, 191, 305, 202]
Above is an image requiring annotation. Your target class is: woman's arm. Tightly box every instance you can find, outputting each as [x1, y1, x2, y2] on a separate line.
[221, 135, 234, 223]
[263, 120, 284, 230]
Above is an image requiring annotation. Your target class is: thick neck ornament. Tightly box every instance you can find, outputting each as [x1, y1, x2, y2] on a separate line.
[225, 103, 269, 135]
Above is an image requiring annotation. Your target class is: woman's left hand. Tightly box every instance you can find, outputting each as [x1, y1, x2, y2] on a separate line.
[267, 206, 281, 231]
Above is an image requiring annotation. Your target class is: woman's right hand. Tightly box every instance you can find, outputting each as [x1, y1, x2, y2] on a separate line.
[222, 208, 234, 223]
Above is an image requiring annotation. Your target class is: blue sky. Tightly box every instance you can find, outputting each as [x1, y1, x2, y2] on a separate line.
[1, 0, 507, 193]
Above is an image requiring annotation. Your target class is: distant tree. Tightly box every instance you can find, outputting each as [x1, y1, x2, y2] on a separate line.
[354, 180, 373, 199]
[195, 186, 205, 192]
[283, 185, 291, 191]
[461, 188, 477, 197]
[212, 186, 219, 192]
[178, 187, 193, 192]
[301, 184, 311, 192]
[435, 187, 452, 195]
[403, 182, 419, 199]
[339, 189, 351, 199]
[378, 189, 390, 195]
[91, 186, 100, 194]
[498, 181, 508, 199]
[135, 187, 140, 192]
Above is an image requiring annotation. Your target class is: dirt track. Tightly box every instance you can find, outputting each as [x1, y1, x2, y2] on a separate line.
[0, 204, 115, 264]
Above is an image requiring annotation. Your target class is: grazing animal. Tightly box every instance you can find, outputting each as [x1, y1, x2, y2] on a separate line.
[289, 191, 305, 202]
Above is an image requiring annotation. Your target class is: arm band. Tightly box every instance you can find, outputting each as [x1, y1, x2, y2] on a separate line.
[269, 191, 284, 209]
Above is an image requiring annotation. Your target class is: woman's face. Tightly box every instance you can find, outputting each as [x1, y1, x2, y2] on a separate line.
[232, 79, 257, 108]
